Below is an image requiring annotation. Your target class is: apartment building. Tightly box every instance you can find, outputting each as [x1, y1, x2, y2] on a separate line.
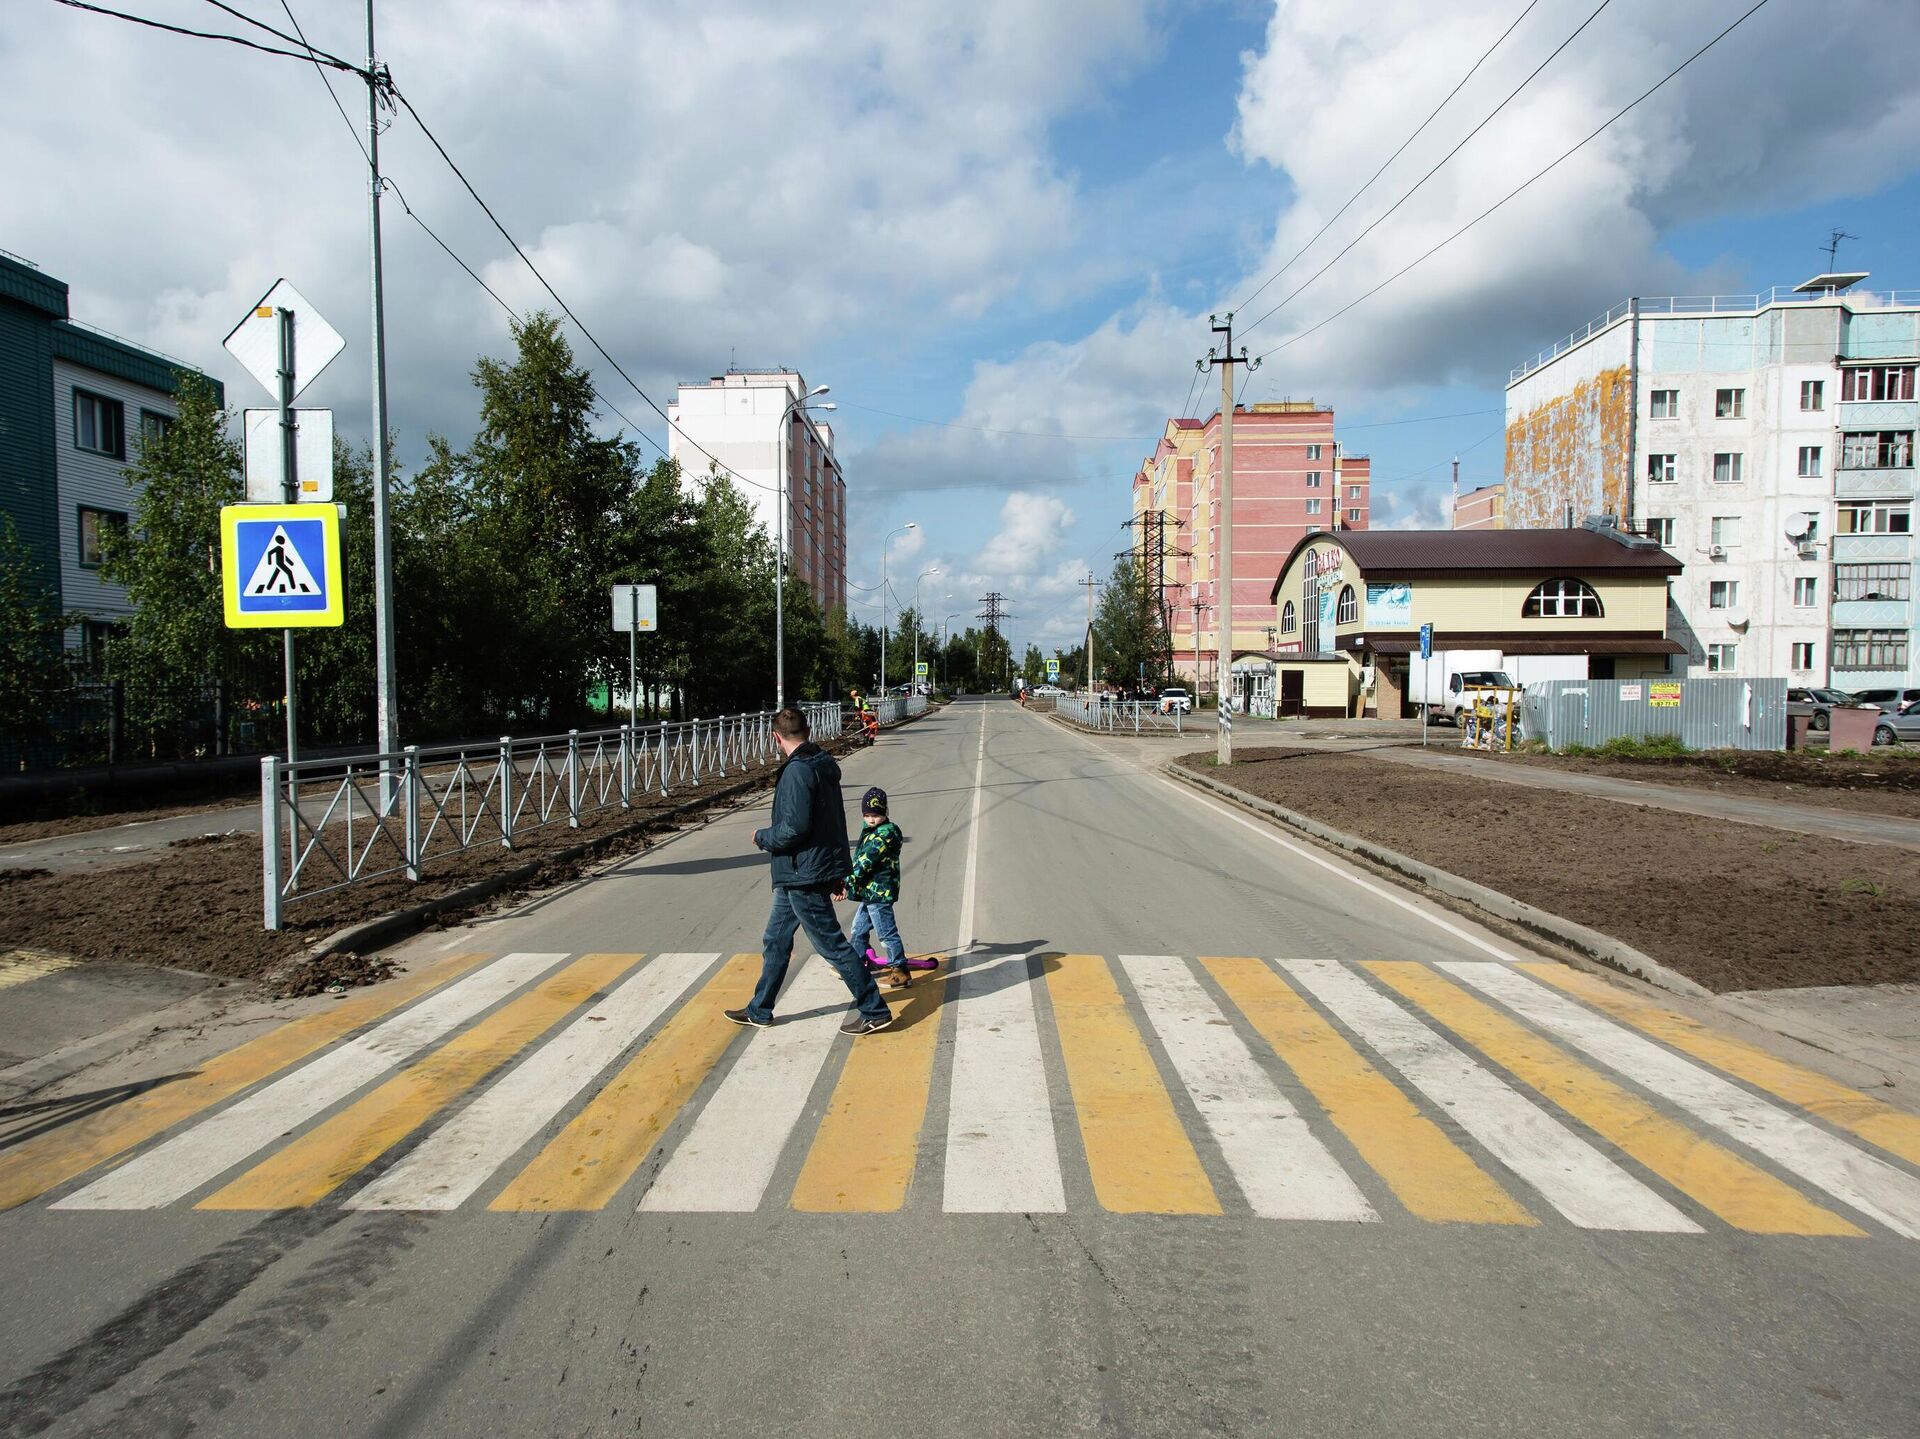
[1453, 483, 1505, 530]
[1130, 401, 1370, 693]
[666, 368, 846, 613]
[1504, 277, 1920, 688]
[0, 249, 222, 664]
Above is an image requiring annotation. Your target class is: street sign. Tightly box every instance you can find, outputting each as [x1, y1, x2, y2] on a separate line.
[220, 503, 344, 629]
[244, 408, 335, 502]
[611, 583, 658, 633]
[1046, 658, 1060, 680]
[224, 280, 345, 400]
[1419, 623, 1433, 660]
[915, 661, 929, 678]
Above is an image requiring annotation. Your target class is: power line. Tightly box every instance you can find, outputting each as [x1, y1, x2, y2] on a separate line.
[278, 1, 370, 165]
[1237, 0, 1614, 345]
[1254, 0, 1776, 366]
[50, 0, 361, 70]
[1234, 0, 1542, 318]
[200, 0, 327, 56]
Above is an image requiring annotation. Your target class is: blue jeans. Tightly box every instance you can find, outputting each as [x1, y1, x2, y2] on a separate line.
[750, 885, 890, 1023]
[849, 901, 907, 965]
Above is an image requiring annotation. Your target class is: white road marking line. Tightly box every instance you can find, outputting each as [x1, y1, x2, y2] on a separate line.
[1443, 962, 1920, 1241]
[1119, 955, 1375, 1222]
[957, 706, 985, 951]
[943, 948, 1067, 1213]
[349, 953, 721, 1212]
[1283, 960, 1700, 1232]
[54, 952, 571, 1211]
[638, 959, 846, 1213]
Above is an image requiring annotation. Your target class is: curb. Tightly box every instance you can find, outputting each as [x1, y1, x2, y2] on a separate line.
[1166, 761, 1713, 1000]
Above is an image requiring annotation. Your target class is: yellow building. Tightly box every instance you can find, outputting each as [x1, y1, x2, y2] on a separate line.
[1262, 525, 1685, 717]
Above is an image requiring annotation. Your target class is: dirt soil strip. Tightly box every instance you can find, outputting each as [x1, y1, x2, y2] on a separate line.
[1181, 747, 1920, 994]
[0, 735, 866, 990]
[1488, 748, 1920, 822]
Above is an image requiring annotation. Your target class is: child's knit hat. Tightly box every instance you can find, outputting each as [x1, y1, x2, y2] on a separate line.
[861, 786, 888, 817]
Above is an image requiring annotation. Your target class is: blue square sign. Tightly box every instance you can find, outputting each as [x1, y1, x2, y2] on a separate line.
[221, 504, 344, 628]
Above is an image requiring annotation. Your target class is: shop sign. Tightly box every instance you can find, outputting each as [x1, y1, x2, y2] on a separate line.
[1648, 682, 1683, 707]
[1366, 581, 1412, 626]
[1618, 682, 1643, 701]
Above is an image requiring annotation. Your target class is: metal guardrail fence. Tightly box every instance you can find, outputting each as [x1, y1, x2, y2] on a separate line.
[1519, 678, 1786, 752]
[259, 698, 902, 930]
[1055, 695, 1185, 734]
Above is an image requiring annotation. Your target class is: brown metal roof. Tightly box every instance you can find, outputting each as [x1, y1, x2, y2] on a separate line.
[1332, 528, 1682, 574]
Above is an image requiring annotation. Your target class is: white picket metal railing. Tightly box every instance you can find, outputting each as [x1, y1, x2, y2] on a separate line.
[1055, 695, 1184, 735]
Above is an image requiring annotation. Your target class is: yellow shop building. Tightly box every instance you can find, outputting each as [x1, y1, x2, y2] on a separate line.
[1259, 523, 1686, 718]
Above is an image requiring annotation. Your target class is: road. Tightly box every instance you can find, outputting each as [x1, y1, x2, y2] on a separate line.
[1, 696, 1917, 1437]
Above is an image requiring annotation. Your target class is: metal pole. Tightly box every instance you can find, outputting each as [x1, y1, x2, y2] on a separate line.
[1214, 318, 1237, 765]
[776, 398, 789, 709]
[880, 545, 888, 697]
[366, 0, 400, 795]
[277, 307, 299, 765]
[628, 588, 638, 725]
[261, 755, 282, 931]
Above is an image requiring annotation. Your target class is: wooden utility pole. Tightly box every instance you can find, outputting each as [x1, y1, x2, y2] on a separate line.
[1201, 314, 1256, 764]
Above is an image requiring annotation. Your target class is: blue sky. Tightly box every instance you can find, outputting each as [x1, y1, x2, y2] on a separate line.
[7, 0, 1920, 656]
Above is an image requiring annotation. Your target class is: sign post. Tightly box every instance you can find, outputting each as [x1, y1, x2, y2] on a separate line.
[611, 584, 658, 723]
[1419, 622, 1434, 748]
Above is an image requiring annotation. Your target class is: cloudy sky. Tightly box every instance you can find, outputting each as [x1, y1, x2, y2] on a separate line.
[8, 0, 1920, 652]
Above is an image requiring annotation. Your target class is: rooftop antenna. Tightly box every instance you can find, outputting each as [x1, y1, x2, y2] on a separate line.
[1824, 228, 1857, 271]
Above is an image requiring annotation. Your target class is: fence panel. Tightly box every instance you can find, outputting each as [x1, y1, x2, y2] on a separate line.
[1520, 677, 1787, 752]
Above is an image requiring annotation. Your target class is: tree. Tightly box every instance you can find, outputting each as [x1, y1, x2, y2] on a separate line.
[0, 517, 74, 753]
[1093, 554, 1163, 692]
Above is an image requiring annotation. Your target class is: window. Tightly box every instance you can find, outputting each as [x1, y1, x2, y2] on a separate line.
[1791, 642, 1815, 670]
[1337, 584, 1357, 625]
[1801, 380, 1825, 411]
[1643, 518, 1674, 546]
[1346, 508, 1361, 523]
[1280, 600, 1296, 635]
[76, 506, 126, 568]
[1650, 389, 1679, 419]
[1300, 570, 1319, 655]
[1305, 444, 1322, 460]
[79, 619, 121, 675]
[1713, 452, 1744, 484]
[139, 409, 172, 445]
[1305, 498, 1322, 515]
[1801, 512, 1821, 543]
[1710, 515, 1740, 547]
[1841, 365, 1916, 402]
[1522, 577, 1605, 619]
[1714, 388, 1745, 418]
[1305, 471, 1322, 488]
[1793, 576, 1818, 607]
[1647, 453, 1677, 483]
[1347, 484, 1361, 499]
[1833, 628, 1909, 670]
[1707, 643, 1738, 672]
[1840, 431, 1913, 469]
[1835, 562, 1911, 601]
[1837, 502, 1912, 535]
[1797, 446, 1822, 478]
[1708, 580, 1739, 609]
[73, 389, 124, 458]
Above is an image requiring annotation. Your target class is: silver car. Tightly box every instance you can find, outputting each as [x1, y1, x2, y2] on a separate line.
[1852, 686, 1920, 717]
[1787, 686, 1857, 732]
[1871, 705, 1920, 747]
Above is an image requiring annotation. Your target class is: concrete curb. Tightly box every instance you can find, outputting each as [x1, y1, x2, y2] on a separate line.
[1166, 761, 1714, 1000]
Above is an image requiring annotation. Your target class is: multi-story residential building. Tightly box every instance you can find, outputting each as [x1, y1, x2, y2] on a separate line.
[666, 368, 846, 613]
[1453, 483, 1505, 530]
[1131, 401, 1370, 696]
[1505, 277, 1920, 688]
[0, 250, 222, 665]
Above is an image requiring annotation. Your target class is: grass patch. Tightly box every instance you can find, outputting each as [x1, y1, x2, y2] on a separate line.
[1560, 734, 1691, 760]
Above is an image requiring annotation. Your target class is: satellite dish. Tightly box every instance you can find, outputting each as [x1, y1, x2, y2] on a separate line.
[1784, 513, 1811, 539]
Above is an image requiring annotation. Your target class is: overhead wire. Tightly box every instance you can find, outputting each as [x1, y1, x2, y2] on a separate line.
[50, 0, 360, 69]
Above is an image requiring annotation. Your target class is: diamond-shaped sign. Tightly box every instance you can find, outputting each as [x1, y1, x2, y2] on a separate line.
[223, 280, 345, 401]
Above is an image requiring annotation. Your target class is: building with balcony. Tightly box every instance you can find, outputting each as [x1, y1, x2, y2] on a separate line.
[0, 249, 223, 665]
[1130, 401, 1370, 695]
[666, 368, 846, 613]
[1504, 277, 1920, 688]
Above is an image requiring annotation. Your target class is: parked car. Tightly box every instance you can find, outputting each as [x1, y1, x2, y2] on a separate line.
[1158, 687, 1192, 714]
[1851, 687, 1920, 717]
[1871, 705, 1920, 747]
[1787, 686, 1858, 732]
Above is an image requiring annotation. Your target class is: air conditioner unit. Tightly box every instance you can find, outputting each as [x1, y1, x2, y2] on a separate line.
[1797, 542, 1819, 558]
[1708, 544, 1727, 558]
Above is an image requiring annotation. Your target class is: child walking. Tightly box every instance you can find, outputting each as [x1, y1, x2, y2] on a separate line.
[840, 787, 936, 982]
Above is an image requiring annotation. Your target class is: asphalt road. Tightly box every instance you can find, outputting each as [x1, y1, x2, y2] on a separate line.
[2, 696, 1917, 1438]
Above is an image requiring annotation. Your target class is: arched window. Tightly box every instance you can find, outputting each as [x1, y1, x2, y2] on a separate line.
[1280, 600, 1296, 634]
[1336, 584, 1357, 625]
[1524, 578, 1605, 618]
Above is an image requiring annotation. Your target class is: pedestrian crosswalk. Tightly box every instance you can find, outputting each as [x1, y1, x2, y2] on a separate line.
[7, 949, 1920, 1238]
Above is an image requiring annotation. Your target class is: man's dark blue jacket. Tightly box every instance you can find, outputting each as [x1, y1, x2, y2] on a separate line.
[753, 741, 851, 888]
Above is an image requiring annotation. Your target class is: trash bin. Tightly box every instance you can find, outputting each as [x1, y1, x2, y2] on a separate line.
[1828, 705, 1880, 751]
[1787, 713, 1812, 750]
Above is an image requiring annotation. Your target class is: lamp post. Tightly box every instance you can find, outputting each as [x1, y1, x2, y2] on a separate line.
[943, 610, 963, 688]
[878, 522, 916, 696]
[775, 385, 833, 709]
[911, 569, 941, 692]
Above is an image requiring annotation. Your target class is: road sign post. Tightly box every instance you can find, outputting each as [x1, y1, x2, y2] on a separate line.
[612, 584, 658, 725]
[1420, 623, 1433, 748]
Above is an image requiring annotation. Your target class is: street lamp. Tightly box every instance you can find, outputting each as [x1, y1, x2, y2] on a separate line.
[775, 385, 833, 709]
[878, 522, 916, 695]
[943, 608, 963, 688]
[911, 568, 940, 691]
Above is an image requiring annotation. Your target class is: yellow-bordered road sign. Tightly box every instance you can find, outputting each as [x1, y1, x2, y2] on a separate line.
[221, 503, 344, 628]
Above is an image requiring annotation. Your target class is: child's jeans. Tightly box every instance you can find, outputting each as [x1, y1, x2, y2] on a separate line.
[849, 901, 908, 965]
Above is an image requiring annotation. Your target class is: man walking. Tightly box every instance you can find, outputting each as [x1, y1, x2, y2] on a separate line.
[728, 707, 893, 1035]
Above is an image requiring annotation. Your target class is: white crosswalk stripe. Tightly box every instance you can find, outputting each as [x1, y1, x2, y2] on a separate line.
[943, 949, 1067, 1214]
[53, 952, 570, 1211]
[1282, 960, 1702, 1233]
[350, 953, 721, 1212]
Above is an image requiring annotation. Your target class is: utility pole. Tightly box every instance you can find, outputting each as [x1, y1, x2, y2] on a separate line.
[364, 0, 399, 788]
[1200, 314, 1256, 763]
[1078, 572, 1098, 692]
[977, 592, 1008, 689]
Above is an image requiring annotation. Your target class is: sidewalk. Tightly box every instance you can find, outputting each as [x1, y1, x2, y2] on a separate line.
[0, 805, 256, 875]
[1365, 746, 1920, 852]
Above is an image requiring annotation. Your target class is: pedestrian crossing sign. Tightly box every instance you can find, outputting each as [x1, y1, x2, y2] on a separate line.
[220, 503, 344, 628]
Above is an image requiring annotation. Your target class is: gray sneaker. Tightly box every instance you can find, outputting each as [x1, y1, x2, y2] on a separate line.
[839, 1011, 893, 1036]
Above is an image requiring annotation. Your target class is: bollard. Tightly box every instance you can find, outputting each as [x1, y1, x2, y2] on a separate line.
[403, 745, 422, 880]
[567, 729, 581, 828]
[660, 719, 671, 797]
[261, 755, 283, 931]
[500, 736, 515, 848]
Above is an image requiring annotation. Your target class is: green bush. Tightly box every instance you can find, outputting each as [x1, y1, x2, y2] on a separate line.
[1558, 734, 1690, 759]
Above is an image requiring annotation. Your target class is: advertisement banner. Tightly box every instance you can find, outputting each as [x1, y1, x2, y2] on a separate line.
[1366, 582, 1412, 627]
[1649, 682, 1683, 707]
[1318, 586, 1338, 656]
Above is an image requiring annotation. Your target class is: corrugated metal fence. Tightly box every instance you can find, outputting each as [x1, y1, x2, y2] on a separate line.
[1521, 677, 1786, 752]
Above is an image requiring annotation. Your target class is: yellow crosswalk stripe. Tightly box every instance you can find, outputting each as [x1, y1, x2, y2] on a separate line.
[0, 950, 81, 991]
[199, 952, 646, 1210]
[0, 951, 494, 1212]
[792, 971, 948, 1212]
[1044, 954, 1219, 1215]
[492, 952, 757, 1211]
[1204, 957, 1533, 1226]
[1369, 963, 1863, 1236]
[1524, 964, 1920, 1169]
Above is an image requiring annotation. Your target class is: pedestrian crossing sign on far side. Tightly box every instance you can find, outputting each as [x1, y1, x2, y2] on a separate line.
[220, 503, 344, 628]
